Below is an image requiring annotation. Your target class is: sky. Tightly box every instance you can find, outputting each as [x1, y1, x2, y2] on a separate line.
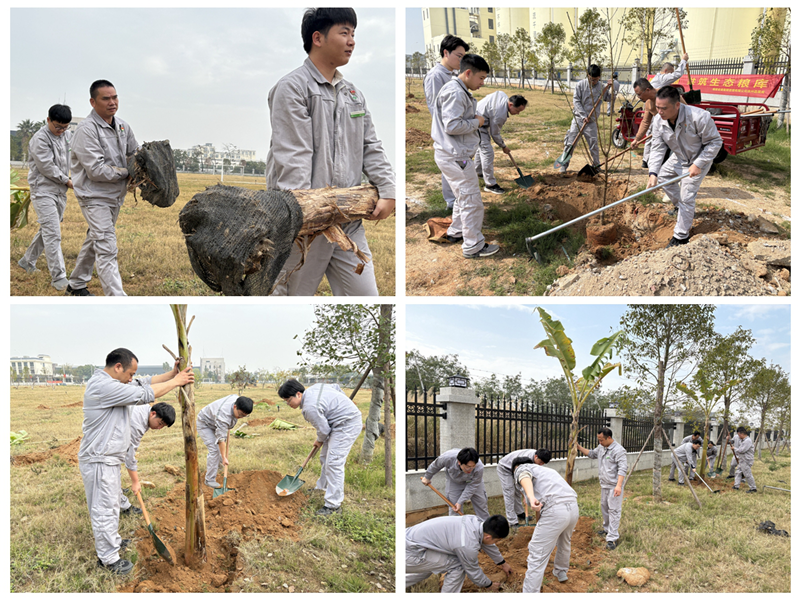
[406, 8, 425, 54]
[406, 303, 791, 391]
[10, 8, 395, 165]
[10, 304, 321, 370]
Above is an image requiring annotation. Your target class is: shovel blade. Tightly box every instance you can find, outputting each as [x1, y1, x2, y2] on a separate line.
[514, 175, 535, 189]
[212, 477, 234, 498]
[148, 523, 177, 565]
[553, 147, 574, 170]
[683, 89, 702, 104]
[276, 467, 306, 496]
[577, 164, 599, 177]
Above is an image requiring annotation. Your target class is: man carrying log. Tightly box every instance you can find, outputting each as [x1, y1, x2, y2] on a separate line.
[406, 515, 512, 592]
[278, 380, 363, 516]
[631, 77, 687, 169]
[67, 80, 138, 296]
[421, 447, 490, 520]
[79, 348, 193, 574]
[495, 448, 550, 528]
[424, 34, 469, 210]
[646, 85, 722, 248]
[729, 427, 757, 493]
[266, 8, 395, 296]
[196, 395, 253, 489]
[17, 104, 73, 292]
[475, 92, 528, 194]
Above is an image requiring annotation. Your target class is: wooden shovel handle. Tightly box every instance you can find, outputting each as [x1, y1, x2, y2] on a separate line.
[574, 83, 612, 138]
[301, 444, 321, 469]
[675, 9, 693, 86]
[601, 135, 651, 166]
[426, 481, 464, 515]
[222, 430, 230, 479]
[135, 489, 153, 528]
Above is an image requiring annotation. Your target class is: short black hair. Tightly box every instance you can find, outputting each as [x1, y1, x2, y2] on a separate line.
[483, 515, 510, 539]
[235, 396, 254, 415]
[48, 104, 71, 124]
[511, 456, 534, 473]
[90, 80, 116, 99]
[598, 427, 614, 439]
[656, 85, 681, 104]
[440, 34, 469, 57]
[633, 77, 654, 91]
[692, 440, 702, 446]
[588, 64, 602, 77]
[105, 348, 138, 369]
[708, 440, 715, 446]
[535, 448, 551, 464]
[301, 8, 357, 54]
[152, 402, 176, 427]
[736, 426, 748, 434]
[459, 54, 490, 75]
[457, 447, 479, 465]
[692, 431, 701, 437]
[509, 94, 528, 108]
[278, 379, 305, 399]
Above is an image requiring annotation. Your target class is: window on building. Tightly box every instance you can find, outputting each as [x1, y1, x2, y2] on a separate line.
[488, 7, 493, 12]
[490, 35, 495, 43]
[488, 18, 494, 29]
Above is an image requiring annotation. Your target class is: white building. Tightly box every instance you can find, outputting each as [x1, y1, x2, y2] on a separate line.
[200, 358, 226, 381]
[11, 354, 54, 377]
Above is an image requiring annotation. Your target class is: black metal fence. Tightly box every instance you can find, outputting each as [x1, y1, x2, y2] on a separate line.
[683, 57, 744, 75]
[622, 416, 676, 452]
[754, 58, 789, 75]
[405, 389, 446, 471]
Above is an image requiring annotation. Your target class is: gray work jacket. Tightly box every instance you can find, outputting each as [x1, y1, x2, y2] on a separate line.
[431, 78, 480, 159]
[736, 437, 755, 465]
[27, 125, 70, 196]
[423, 63, 456, 115]
[514, 464, 577, 511]
[650, 60, 687, 89]
[674, 442, 699, 468]
[197, 395, 239, 444]
[124, 404, 152, 472]
[572, 78, 609, 122]
[70, 109, 137, 204]
[586, 441, 628, 488]
[648, 103, 723, 174]
[78, 369, 154, 466]
[405, 515, 504, 588]
[424, 448, 485, 506]
[497, 448, 538, 474]
[300, 383, 361, 443]
[265, 57, 395, 200]
[477, 91, 510, 148]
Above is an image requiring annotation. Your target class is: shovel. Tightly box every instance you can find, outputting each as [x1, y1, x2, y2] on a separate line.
[578, 135, 652, 177]
[276, 444, 320, 496]
[135, 489, 177, 565]
[554, 83, 610, 170]
[213, 432, 234, 498]
[424, 480, 464, 516]
[675, 9, 701, 104]
[508, 153, 534, 188]
[519, 492, 535, 527]
[695, 472, 720, 494]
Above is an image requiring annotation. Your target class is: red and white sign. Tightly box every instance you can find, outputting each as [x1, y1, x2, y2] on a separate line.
[649, 73, 785, 99]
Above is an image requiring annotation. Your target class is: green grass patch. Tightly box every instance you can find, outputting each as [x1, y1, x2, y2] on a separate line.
[406, 148, 440, 176]
[632, 184, 662, 206]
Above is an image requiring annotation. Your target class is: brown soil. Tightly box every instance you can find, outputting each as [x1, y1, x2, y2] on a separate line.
[61, 401, 82, 408]
[244, 417, 275, 427]
[119, 469, 306, 593]
[406, 104, 420, 113]
[459, 517, 605, 593]
[36, 404, 51, 410]
[11, 436, 81, 466]
[406, 128, 432, 147]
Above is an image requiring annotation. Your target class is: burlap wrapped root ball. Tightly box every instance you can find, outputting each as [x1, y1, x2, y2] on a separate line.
[127, 140, 180, 208]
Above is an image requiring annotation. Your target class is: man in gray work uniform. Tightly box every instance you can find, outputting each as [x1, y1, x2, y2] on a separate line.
[421, 447, 489, 520]
[496, 448, 550, 527]
[406, 514, 512, 592]
[475, 91, 528, 194]
[577, 427, 628, 550]
[79, 348, 193, 574]
[559, 64, 610, 173]
[18, 104, 73, 291]
[650, 53, 688, 89]
[279, 380, 363, 516]
[669, 431, 702, 481]
[671, 438, 702, 485]
[266, 8, 395, 296]
[423, 34, 469, 210]
[730, 427, 757, 493]
[196, 394, 253, 489]
[67, 80, 138, 296]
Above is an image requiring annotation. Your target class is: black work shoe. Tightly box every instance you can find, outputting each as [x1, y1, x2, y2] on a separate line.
[746, 488, 757, 494]
[97, 558, 134, 575]
[666, 236, 689, 248]
[431, 234, 463, 244]
[517, 513, 527, 521]
[316, 505, 342, 517]
[606, 541, 617, 550]
[120, 539, 131, 552]
[120, 506, 143, 516]
[733, 486, 740, 490]
[726, 475, 735, 479]
[596, 529, 607, 536]
[66, 284, 94, 296]
[484, 184, 506, 194]
[641, 160, 648, 169]
[464, 243, 500, 259]
[678, 482, 685, 486]
[668, 478, 676, 482]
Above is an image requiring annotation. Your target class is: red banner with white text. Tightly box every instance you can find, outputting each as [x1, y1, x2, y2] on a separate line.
[648, 73, 785, 98]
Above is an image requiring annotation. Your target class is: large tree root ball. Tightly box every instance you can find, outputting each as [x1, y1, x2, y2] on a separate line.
[586, 222, 618, 246]
[127, 140, 180, 208]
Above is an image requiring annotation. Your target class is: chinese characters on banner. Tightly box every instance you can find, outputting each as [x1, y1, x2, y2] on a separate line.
[647, 74, 784, 98]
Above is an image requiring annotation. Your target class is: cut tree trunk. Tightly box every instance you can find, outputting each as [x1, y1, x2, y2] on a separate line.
[565, 410, 580, 486]
[386, 377, 394, 487]
[652, 359, 665, 503]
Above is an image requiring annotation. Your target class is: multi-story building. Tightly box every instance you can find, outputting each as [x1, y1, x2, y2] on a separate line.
[10, 354, 54, 377]
[200, 358, 226, 382]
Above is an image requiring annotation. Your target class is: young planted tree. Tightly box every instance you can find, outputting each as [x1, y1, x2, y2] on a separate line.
[228, 365, 256, 395]
[496, 33, 514, 87]
[410, 51, 425, 77]
[618, 305, 715, 503]
[620, 8, 687, 75]
[534, 307, 622, 486]
[168, 304, 206, 567]
[511, 28, 533, 89]
[568, 8, 608, 70]
[750, 8, 791, 129]
[481, 40, 501, 85]
[534, 22, 568, 93]
[745, 362, 790, 460]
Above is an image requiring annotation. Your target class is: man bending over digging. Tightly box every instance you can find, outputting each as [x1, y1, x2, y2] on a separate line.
[279, 380, 362, 516]
[421, 447, 490, 520]
[79, 349, 193, 575]
[197, 395, 253, 489]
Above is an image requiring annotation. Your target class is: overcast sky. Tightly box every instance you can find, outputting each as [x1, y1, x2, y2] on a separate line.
[10, 304, 322, 370]
[406, 8, 425, 54]
[407, 303, 791, 390]
[10, 8, 395, 165]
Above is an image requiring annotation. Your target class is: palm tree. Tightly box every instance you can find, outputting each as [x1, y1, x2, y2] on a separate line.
[16, 119, 39, 163]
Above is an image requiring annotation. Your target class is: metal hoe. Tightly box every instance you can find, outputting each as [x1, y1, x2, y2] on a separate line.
[524, 172, 690, 257]
[135, 489, 177, 565]
[276, 444, 320, 497]
[213, 431, 235, 498]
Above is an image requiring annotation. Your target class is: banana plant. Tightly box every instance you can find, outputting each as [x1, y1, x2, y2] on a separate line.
[10, 169, 31, 230]
[535, 307, 622, 485]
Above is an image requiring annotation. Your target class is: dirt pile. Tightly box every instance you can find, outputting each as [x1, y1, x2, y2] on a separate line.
[406, 104, 420, 113]
[11, 437, 81, 466]
[120, 469, 306, 593]
[406, 128, 432, 146]
[460, 517, 605, 593]
[61, 401, 83, 408]
[244, 417, 275, 427]
[36, 404, 51, 410]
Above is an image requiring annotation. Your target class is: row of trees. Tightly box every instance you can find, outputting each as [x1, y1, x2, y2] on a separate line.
[11, 119, 46, 162]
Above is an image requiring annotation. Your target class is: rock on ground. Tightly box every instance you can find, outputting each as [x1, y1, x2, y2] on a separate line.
[617, 567, 650, 587]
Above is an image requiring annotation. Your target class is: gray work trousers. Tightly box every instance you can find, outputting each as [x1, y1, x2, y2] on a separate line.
[80, 461, 123, 566]
[406, 548, 466, 592]
[446, 479, 490, 521]
[120, 489, 132, 510]
[735, 461, 756, 490]
[600, 487, 623, 543]
[270, 220, 378, 296]
[69, 199, 126, 296]
[642, 123, 654, 162]
[198, 424, 223, 485]
[436, 152, 485, 256]
[21, 192, 67, 284]
[671, 456, 694, 484]
[563, 119, 600, 168]
[729, 456, 738, 476]
[440, 174, 455, 209]
[475, 131, 497, 186]
[523, 501, 579, 593]
[658, 155, 711, 240]
[315, 415, 362, 508]
[498, 465, 523, 525]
